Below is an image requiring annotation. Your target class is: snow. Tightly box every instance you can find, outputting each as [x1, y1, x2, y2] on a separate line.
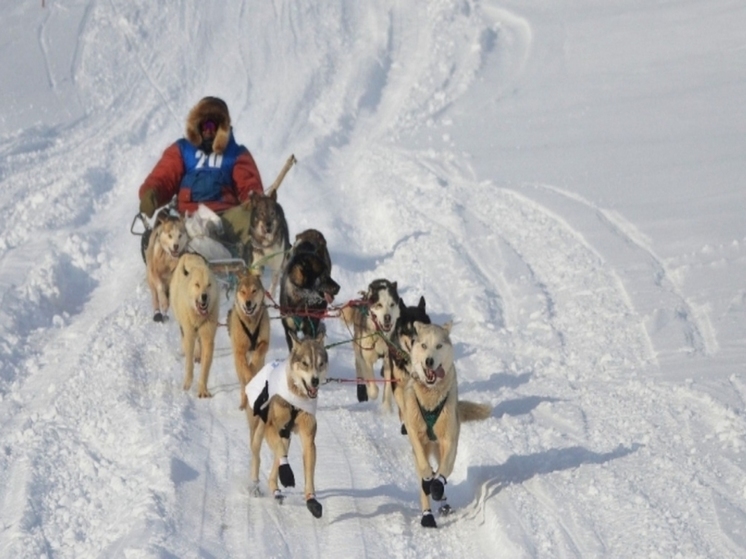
[1, 0, 745, 557]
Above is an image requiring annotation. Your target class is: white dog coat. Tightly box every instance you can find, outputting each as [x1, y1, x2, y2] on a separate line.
[246, 359, 318, 416]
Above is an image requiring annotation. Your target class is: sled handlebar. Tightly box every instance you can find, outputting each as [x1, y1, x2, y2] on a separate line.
[130, 213, 150, 236]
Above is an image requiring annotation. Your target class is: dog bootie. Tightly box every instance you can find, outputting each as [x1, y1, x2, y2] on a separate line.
[357, 383, 368, 402]
[279, 459, 295, 488]
[421, 509, 437, 528]
[400, 423, 407, 435]
[306, 495, 323, 518]
[430, 475, 447, 501]
[153, 311, 164, 322]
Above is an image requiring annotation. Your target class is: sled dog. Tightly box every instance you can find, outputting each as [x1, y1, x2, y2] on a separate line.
[291, 228, 332, 273]
[145, 215, 188, 322]
[169, 253, 219, 398]
[279, 245, 340, 351]
[247, 190, 290, 296]
[382, 295, 431, 433]
[340, 279, 401, 403]
[245, 330, 329, 518]
[227, 270, 270, 410]
[403, 321, 492, 528]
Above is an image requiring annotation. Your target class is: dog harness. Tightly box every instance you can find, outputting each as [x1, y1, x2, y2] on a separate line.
[279, 407, 300, 439]
[235, 307, 265, 351]
[416, 397, 448, 441]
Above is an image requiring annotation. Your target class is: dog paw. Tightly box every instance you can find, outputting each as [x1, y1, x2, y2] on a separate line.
[357, 383, 368, 402]
[400, 423, 407, 435]
[420, 510, 437, 528]
[306, 497, 323, 519]
[438, 503, 452, 516]
[273, 489, 285, 503]
[430, 475, 447, 501]
[279, 463, 295, 488]
[249, 482, 262, 497]
[197, 388, 213, 399]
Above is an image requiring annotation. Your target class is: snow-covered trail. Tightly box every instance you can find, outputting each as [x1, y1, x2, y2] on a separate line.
[1, 0, 745, 557]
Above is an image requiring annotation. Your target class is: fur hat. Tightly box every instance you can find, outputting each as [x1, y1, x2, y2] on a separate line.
[185, 96, 231, 154]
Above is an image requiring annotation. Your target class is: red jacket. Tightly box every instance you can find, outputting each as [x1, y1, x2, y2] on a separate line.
[138, 139, 263, 215]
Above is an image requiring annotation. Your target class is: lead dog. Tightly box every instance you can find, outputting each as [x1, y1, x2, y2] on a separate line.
[145, 215, 188, 322]
[227, 270, 270, 410]
[340, 279, 401, 403]
[169, 253, 219, 398]
[245, 330, 328, 518]
[403, 321, 492, 528]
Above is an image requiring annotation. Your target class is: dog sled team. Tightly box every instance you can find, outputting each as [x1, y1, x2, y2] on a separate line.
[136, 96, 492, 527]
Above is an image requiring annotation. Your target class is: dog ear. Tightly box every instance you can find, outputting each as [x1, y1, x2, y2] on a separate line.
[418, 296, 426, 311]
[442, 321, 453, 334]
[313, 332, 326, 345]
[288, 329, 301, 348]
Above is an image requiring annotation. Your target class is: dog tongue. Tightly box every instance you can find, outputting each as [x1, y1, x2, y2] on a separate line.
[434, 365, 446, 378]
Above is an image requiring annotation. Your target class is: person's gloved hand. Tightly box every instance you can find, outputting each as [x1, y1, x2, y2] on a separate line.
[139, 189, 158, 218]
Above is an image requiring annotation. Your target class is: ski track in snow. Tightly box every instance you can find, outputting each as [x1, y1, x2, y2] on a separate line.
[0, 1, 745, 558]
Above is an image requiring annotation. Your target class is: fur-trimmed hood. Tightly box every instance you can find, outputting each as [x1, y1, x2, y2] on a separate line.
[185, 96, 231, 154]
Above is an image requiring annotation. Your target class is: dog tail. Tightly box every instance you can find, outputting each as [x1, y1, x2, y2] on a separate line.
[457, 400, 492, 422]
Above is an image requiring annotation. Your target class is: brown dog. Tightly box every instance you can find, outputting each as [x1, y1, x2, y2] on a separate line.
[227, 271, 270, 410]
[145, 216, 188, 322]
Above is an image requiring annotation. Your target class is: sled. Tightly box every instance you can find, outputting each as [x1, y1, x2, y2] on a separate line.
[130, 154, 297, 292]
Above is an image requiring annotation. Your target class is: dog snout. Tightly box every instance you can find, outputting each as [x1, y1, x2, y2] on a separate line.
[425, 357, 434, 368]
[328, 279, 340, 295]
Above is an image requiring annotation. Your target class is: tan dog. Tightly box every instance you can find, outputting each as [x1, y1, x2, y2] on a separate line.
[169, 253, 219, 398]
[245, 330, 328, 519]
[403, 321, 492, 528]
[145, 216, 188, 322]
[340, 279, 401, 403]
[227, 270, 270, 410]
